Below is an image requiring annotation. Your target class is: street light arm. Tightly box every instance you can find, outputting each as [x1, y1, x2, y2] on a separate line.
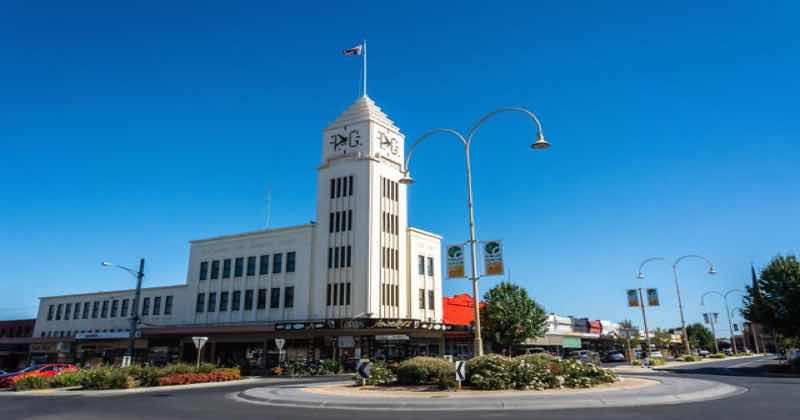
[674, 254, 716, 271]
[466, 107, 545, 144]
[700, 290, 724, 306]
[403, 128, 468, 174]
[724, 289, 744, 299]
[637, 256, 669, 277]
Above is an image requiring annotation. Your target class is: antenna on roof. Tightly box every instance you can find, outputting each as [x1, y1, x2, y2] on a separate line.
[265, 186, 272, 229]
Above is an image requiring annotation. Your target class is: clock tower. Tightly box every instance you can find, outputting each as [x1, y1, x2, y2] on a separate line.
[312, 96, 408, 320]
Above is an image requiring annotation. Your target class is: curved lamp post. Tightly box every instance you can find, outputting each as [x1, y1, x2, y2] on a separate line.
[637, 255, 716, 355]
[400, 107, 549, 356]
[701, 289, 744, 354]
[102, 258, 145, 362]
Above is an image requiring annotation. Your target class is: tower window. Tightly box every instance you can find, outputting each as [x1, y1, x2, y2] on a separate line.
[259, 255, 269, 275]
[330, 179, 335, 199]
[329, 212, 334, 233]
[419, 289, 426, 309]
[273, 253, 283, 273]
[349, 176, 354, 195]
[334, 247, 340, 268]
[346, 246, 352, 267]
[247, 256, 256, 276]
[428, 290, 436, 310]
[199, 261, 208, 281]
[418, 255, 425, 275]
[340, 246, 346, 268]
[328, 247, 333, 269]
[346, 283, 351, 305]
[210, 260, 220, 280]
[335, 212, 341, 232]
[348, 210, 353, 230]
[234, 257, 244, 277]
[327, 284, 332, 306]
[336, 177, 342, 197]
[427, 257, 434, 276]
[286, 252, 296, 273]
[222, 259, 231, 278]
[333, 284, 339, 305]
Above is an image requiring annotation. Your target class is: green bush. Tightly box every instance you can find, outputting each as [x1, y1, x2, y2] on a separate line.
[678, 355, 700, 362]
[352, 361, 394, 386]
[319, 359, 342, 375]
[556, 359, 617, 388]
[396, 357, 455, 389]
[710, 353, 726, 359]
[513, 354, 558, 390]
[13, 375, 51, 391]
[649, 357, 666, 366]
[466, 354, 516, 390]
[49, 371, 85, 388]
[80, 367, 136, 390]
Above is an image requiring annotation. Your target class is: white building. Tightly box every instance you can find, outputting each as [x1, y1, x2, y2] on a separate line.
[31, 95, 448, 367]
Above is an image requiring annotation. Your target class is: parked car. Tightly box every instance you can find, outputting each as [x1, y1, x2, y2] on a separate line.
[723, 348, 734, 356]
[0, 364, 76, 388]
[649, 351, 664, 359]
[567, 350, 599, 363]
[524, 348, 547, 355]
[697, 349, 711, 357]
[603, 351, 626, 363]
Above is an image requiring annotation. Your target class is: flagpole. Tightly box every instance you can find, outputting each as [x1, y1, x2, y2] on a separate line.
[363, 40, 367, 97]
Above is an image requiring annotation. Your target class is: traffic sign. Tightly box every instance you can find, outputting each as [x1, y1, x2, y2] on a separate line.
[192, 336, 208, 350]
[275, 338, 286, 350]
[357, 360, 371, 379]
[455, 360, 466, 382]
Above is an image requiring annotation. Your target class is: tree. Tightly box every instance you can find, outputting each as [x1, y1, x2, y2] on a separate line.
[653, 329, 673, 350]
[481, 282, 548, 354]
[685, 323, 715, 351]
[743, 255, 800, 339]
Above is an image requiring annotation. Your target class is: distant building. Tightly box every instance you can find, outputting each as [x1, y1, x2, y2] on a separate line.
[0, 319, 35, 370]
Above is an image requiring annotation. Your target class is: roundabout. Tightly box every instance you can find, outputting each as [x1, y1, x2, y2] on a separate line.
[231, 374, 745, 411]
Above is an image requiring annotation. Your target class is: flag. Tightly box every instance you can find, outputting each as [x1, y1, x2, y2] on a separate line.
[343, 44, 363, 56]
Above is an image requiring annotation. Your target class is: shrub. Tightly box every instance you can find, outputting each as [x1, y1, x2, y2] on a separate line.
[352, 361, 393, 386]
[319, 359, 342, 375]
[678, 355, 700, 362]
[157, 368, 240, 386]
[557, 359, 617, 388]
[396, 357, 455, 389]
[513, 354, 558, 390]
[710, 353, 726, 359]
[649, 357, 666, 366]
[80, 367, 136, 390]
[466, 354, 516, 390]
[13, 373, 51, 391]
[49, 371, 85, 388]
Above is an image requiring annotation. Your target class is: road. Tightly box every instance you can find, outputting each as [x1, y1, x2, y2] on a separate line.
[4, 356, 797, 420]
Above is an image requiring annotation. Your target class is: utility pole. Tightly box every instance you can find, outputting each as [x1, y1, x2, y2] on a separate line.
[638, 288, 653, 361]
[129, 258, 145, 362]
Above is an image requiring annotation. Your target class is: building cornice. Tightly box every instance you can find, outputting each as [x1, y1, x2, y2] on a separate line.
[190, 223, 314, 244]
[39, 284, 187, 301]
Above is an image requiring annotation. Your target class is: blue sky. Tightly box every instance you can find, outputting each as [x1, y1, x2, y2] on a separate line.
[2, 1, 798, 335]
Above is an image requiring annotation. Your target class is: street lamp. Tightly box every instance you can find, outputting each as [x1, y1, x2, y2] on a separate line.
[701, 289, 744, 354]
[102, 258, 145, 363]
[637, 255, 716, 355]
[401, 107, 549, 357]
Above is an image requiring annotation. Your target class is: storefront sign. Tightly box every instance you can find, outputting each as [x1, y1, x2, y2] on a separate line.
[30, 342, 58, 353]
[446, 244, 466, 278]
[275, 320, 335, 331]
[375, 334, 409, 341]
[646, 288, 660, 306]
[627, 289, 640, 307]
[75, 331, 130, 340]
[482, 240, 504, 276]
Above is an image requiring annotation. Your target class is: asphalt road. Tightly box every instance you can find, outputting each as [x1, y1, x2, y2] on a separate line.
[4, 356, 797, 420]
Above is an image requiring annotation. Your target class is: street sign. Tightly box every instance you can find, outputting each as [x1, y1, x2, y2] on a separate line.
[455, 360, 466, 382]
[646, 288, 660, 306]
[357, 360, 371, 379]
[627, 289, 640, 307]
[275, 338, 286, 350]
[192, 336, 208, 350]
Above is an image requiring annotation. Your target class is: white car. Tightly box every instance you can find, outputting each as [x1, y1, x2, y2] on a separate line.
[649, 351, 664, 359]
[697, 350, 711, 357]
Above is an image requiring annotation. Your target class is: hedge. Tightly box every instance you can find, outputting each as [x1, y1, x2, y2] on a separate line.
[710, 353, 727, 359]
[466, 354, 617, 390]
[396, 357, 455, 388]
[157, 368, 240, 386]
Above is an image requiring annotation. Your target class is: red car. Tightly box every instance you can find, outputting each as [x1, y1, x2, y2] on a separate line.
[0, 363, 77, 388]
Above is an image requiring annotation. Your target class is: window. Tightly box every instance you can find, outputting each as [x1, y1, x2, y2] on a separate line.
[335, 211, 340, 232]
[329, 212, 335, 233]
[326, 284, 332, 306]
[284, 287, 294, 308]
[56, 304, 62, 320]
[83, 302, 90, 319]
[121, 299, 129, 317]
[101, 301, 109, 318]
[219, 292, 229, 312]
[110, 300, 118, 318]
[164, 296, 173, 315]
[231, 291, 241, 311]
[153, 296, 161, 315]
[336, 177, 342, 197]
[257, 289, 267, 309]
[273, 253, 282, 273]
[346, 246, 352, 267]
[418, 255, 425, 275]
[199, 261, 208, 280]
[286, 252, 296, 273]
[349, 176, 354, 196]
[346, 283, 351, 305]
[234, 257, 244, 277]
[334, 247, 340, 268]
[222, 259, 231, 278]
[259, 255, 269, 275]
[339, 282, 345, 305]
[64, 303, 72, 319]
[330, 179, 335, 199]
[141, 298, 150, 316]
[333, 284, 339, 306]
[428, 290, 435, 310]
[73, 303, 81, 320]
[339, 246, 346, 268]
[270, 288, 280, 309]
[47, 305, 54, 321]
[247, 256, 256, 276]
[196, 293, 205, 313]
[419, 289, 426, 309]
[348, 210, 353, 231]
[207, 293, 216, 312]
[342, 175, 348, 196]
[328, 248, 333, 269]
[210, 260, 220, 280]
[427, 257, 434, 276]
[92, 301, 99, 318]
[244, 289, 254, 310]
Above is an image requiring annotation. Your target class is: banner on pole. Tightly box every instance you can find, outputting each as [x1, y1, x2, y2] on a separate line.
[482, 240, 504, 276]
[627, 289, 640, 307]
[446, 244, 466, 278]
[703, 313, 710, 324]
[646, 288, 660, 306]
[712, 312, 719, 323]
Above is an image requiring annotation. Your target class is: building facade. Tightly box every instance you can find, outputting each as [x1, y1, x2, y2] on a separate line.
[30, 96, 446, 369]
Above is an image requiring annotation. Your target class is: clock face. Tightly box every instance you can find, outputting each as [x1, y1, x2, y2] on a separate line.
[328, 126, 361, 153]
[377, 130, 399, 156]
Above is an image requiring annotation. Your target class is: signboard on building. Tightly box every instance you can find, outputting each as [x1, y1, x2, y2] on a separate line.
[627, 289, 640, 307]
[646, 288, 660, 306]
[482, 240, 504, 276]
[75, 331, 131, 340]
[446, 244, 466, 278]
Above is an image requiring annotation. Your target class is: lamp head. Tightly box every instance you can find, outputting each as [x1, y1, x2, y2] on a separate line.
[399, 173, 415, 185]
[531, 134, 550, 150]
[708, 266, 717, 276]
[101, 262, 113, 267]
[636, 272, 645, 280]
